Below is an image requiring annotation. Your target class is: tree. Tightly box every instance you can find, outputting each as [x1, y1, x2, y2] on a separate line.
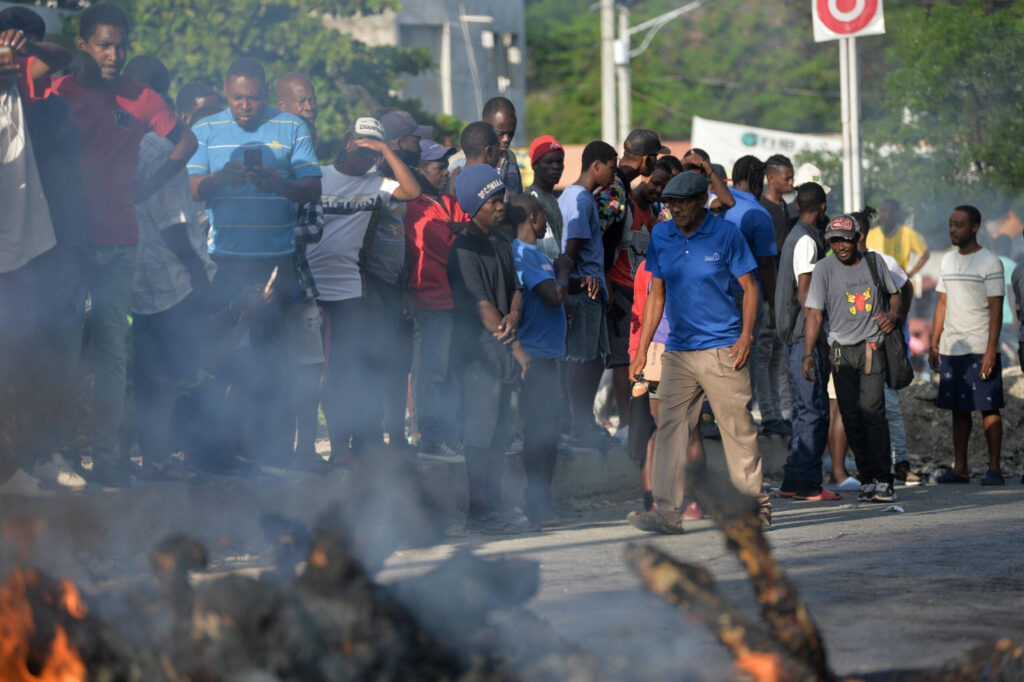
[49, 0, 461, 159]
[525, 0, 842, 144]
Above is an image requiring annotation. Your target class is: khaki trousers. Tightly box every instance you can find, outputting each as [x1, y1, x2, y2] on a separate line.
[652, 347, 766, 515]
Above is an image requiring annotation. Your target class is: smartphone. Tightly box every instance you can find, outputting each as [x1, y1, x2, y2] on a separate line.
[0, 47, 13, 66]
[243, 148, 262, 170]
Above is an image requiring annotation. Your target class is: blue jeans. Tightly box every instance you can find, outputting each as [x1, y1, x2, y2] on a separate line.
[884, 384, 908, 463]
[413, 308, 456, 445]
[753, 300, 784, 422]
[781, 343, 829, 496]
[88, 246, 137, 466]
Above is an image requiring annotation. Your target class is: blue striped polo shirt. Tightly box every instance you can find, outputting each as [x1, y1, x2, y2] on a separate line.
[188, 108, 321, 258]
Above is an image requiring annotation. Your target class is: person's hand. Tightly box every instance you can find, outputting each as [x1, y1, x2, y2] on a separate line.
[494, 310, 520, 344]
[512, 342, 530, 380]
[350, 136, 389, 155]
[682, 150, 712, 176]
[628, 350, 647, 384]
[0, 29, 31, 54]
[729, 333, 753, 370]
[802, 354, 816, 382]
[873, 311, 898, 335]
[928, 347, 940, 373]
[980, 350, 997, 381]
[582, 275, 600, 300]
[217, 161, 249, 189]
[250, 166, 288, 195]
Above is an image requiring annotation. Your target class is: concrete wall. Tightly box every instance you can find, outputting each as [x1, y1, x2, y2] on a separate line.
[327, 0, 527, 146]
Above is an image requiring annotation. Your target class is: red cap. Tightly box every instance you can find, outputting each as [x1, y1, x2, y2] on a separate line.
[529, 135, 564, 167]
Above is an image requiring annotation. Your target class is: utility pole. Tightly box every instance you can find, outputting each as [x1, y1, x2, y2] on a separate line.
[615, 5, 631, 145]
[600, 0, 617, 144]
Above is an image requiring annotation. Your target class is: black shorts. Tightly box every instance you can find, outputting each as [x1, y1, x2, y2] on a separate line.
[133, 296, 200, 381]
[607, 283, 634, 367]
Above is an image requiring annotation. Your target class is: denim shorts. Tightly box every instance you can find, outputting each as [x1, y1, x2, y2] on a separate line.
[565, 293, 609, 363]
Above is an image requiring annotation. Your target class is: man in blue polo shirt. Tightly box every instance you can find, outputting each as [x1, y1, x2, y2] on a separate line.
[510, 193, 577, 526]
[187, 57, 322, 469]
[627, 172, 770, 534]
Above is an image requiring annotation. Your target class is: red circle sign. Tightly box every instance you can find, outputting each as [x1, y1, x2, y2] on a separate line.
[816, 0, 879, 34]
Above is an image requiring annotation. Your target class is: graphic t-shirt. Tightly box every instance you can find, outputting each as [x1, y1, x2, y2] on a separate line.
[187, 107, 320, 258]
[53, 74, 178, 245]
[512, 239, 566, 360]
[607, 197, 655, 290]
[865, 224, 928, 272]
[306, 166, 399, 301]
[805, 254, 897, 346]
[558, 184, 607, 298]
[936, 248, 1004, 356]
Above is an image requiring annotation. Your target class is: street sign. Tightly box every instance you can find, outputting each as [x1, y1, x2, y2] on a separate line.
[812, 0, 885, 43]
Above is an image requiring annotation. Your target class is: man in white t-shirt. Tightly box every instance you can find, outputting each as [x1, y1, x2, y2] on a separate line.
[929, 205, 1006, 486]
[306, 117, 420, 461]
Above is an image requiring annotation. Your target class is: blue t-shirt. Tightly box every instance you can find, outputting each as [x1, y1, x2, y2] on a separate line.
[558, 184, 607, 298]
[188, 107, 321, 258]
[723, 188, 777, 295]
[646, 212, 757, 351]
[513, 239, 567, 360]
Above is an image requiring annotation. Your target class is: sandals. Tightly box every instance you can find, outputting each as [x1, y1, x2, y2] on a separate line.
[793, 488, 842, 501]
[933, 468, 970, 484]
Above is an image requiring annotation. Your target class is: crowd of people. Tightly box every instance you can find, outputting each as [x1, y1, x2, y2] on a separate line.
[1, 4, 1020, 535]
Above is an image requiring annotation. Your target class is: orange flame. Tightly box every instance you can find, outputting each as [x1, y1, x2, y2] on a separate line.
[0, 569, 86, 682]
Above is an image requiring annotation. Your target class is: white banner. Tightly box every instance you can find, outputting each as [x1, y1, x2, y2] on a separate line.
[812, 0, 885, 43]
[690, 116, 842, 176]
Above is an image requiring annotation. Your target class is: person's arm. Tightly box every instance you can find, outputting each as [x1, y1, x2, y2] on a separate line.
[758, 255, 777, 324]
[897, 279, 914, 322]
[249, 170, 321, 204]
[981, 295, 1003, 380]
[160, 223, 209, 294]
[0, 29, 71, 77]
[136, 121, 198, 202]
[730, 272, 758, 370]
[802, 308, 824, 381]
[929, 292, 946, 372]
[354, 138, 419, 201]
[906, 248, 930, 278]
[628, 276, 666, 380]
[476, 299, 506, 333]
[707, 170, 735, 211]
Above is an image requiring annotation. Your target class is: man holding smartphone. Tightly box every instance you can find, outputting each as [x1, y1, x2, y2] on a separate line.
[187, 57, 321, 470]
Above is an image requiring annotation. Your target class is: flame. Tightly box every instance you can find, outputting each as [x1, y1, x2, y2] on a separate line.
[0, 569, 86, 682]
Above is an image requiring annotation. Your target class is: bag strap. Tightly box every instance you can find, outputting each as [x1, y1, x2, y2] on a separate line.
[863, 251, 890, 315]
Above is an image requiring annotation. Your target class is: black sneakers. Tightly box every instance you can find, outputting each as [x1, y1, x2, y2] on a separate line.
[859, 479, 896, 503]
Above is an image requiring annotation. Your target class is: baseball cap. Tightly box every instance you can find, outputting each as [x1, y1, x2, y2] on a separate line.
[351, 117, 385, 141]
[380, 110, 433, 142]
[661, 171, 709, 200]
[624, 129, 670, 156]
[529, 134, 564, 167]
[794, 162, 831, 194]
[824, 215, 859, 241]
[419, 139, 457, 163]
[455, 165, 505, 218]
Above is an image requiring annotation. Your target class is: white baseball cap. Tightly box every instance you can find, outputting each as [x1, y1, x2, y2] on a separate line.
[794, 162, 831, 195]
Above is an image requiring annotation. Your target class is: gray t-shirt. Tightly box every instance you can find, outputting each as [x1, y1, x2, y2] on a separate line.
[525, 184, 563, 261]
[805, 254, 897, 345]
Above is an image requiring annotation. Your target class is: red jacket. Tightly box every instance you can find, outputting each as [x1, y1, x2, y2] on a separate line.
[403, 193, 468, 311]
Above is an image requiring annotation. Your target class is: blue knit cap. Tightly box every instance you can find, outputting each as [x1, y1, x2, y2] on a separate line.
[455, 164, 505, 218]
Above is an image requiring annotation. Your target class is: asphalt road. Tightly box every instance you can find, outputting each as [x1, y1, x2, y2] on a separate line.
[2, 464, 1023, 680]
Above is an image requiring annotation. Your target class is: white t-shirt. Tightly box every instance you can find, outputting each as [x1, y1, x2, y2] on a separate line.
[306, 165, 399, 301]
[792, 234, 819, 276]
[936, 247, 1004, 355]
[869, 249, 908, 288]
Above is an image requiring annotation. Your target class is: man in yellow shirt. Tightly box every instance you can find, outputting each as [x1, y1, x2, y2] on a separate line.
[866, 199, 930, 277]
